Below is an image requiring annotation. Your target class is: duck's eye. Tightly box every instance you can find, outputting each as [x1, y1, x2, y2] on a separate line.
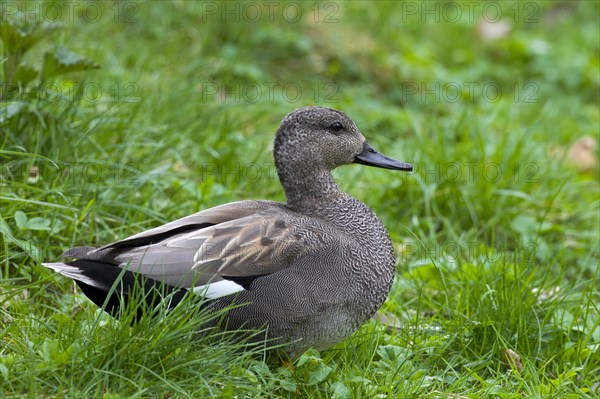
[329, 122, 344, 132]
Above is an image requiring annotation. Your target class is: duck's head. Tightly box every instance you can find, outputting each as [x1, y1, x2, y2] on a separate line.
[274, 106, 412, 174]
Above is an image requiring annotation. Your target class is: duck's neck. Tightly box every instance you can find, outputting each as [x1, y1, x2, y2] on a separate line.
[278, 167, 345, 210]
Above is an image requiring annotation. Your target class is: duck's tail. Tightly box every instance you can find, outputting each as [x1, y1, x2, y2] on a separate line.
[43, 260, 187, 321]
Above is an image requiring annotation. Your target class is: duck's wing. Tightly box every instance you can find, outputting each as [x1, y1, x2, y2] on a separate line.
[104, 200, 277, 249]
[54, 200, 339, 299]
[60, 200, 276, 261]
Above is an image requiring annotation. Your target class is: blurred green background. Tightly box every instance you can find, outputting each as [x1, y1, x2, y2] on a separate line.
[1, 1, 599, 397]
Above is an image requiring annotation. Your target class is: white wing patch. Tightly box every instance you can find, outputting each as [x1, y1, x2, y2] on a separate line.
[192, 279, 245, 299]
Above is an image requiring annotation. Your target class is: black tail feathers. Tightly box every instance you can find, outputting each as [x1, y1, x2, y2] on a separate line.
[61, 260, 188, 322]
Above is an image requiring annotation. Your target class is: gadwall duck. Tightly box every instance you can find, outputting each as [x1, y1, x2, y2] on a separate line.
[44, 106, 412, 356]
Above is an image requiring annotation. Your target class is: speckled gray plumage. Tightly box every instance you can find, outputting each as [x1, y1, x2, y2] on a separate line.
[43, 106, 409, 357]
[211, 196, 397, 355]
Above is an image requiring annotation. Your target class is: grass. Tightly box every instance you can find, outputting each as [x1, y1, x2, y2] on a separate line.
[1, 1, 599, 397]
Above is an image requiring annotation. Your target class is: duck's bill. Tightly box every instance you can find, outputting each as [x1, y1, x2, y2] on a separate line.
[354, 141, 413, 171]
